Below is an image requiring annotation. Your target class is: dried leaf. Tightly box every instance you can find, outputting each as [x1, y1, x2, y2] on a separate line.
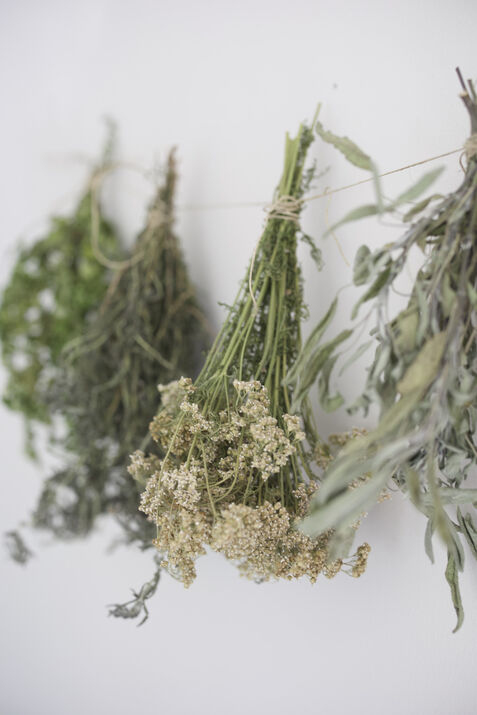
[403, 194, 443, 222]
[457, 509, 477, 559]
[286, 298, 338, 385]
[424, 517, 435, 564]
[351, 263, 392, 319]
[445, 552, 464, 633]
[353, 245, 372, 286]
[290, 329, 352, 412]
[390, 168, 444, 208]
[396, 332, 447, 395]
[315, 121, 374, 171]
[324, 205, 380, 238]
[317, 354, 345, 412]
[338, 340, 374, 376]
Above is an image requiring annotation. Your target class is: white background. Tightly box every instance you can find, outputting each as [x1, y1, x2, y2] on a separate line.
[1, 1, 477, 714]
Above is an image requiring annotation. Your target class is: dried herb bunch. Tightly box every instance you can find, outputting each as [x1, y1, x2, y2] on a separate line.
[297, 72, 477, 630]
[131, 121, 370, 589]
[0, 141, 119, 458]
[33, 150, 206, 543]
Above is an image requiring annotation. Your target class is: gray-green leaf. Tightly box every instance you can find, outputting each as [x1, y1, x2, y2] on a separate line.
[315, 121, 374, 171]
[445, 551, 464, 633]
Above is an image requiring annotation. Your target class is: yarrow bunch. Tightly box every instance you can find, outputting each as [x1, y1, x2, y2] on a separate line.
[127, 120, 371, 597]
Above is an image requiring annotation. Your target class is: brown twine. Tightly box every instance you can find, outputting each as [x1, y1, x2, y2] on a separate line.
[323, 188, 350, 267]
[89, 162, 164, 271]
[263, 195, 303, 225]
[248, 194, 304, 310]
[17, 146, 463, 247]
[180, 148, 461, 213]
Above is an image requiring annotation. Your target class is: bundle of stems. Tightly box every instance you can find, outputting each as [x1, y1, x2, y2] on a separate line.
[0, 137, 119, 458]
[33, 150, 206, 543]
[129, 119, 370, 595]
[296, 72, 477, 630]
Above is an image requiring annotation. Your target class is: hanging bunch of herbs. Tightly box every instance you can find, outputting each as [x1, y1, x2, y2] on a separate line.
[291, 72, 477, 630]
[0, 133, 120, 458]
[32, 150, 207, 545]
[126, 119, 371, 599]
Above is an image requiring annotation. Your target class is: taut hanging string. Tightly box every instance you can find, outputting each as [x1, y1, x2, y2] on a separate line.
[179, 147, 461, 212]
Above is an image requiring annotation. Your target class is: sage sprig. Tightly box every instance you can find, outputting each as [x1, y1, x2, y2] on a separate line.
[296, 73, 477, 630]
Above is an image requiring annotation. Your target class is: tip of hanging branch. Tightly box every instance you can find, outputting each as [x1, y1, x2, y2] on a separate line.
[100, 115, 118, 166]
[311, 103, 322, 130]
[456, 67, 477, 136]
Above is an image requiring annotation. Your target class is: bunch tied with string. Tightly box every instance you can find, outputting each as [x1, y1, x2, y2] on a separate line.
[0, 132, 120, 459]
[128, 120, 371, 594]
[29, 150, 207, 546]
[293, 71, 477, 631]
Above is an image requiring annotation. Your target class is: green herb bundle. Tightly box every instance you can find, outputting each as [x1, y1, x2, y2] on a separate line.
[296, 74, 477, 630]
[0, 144, 119, 458]
[129, 120, 370, 592]
[33, 150, 206, 544]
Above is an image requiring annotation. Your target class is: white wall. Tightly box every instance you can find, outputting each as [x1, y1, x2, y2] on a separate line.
[1, 1, 477, 714]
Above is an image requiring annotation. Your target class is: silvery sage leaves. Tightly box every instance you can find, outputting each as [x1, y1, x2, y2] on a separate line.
[296, 80, 477, 630]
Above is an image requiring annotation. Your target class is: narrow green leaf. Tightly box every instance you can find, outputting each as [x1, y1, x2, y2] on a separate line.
[338, 340, 374, 376]
[415, 281, 430, 346]
[403, 194, 443, 222]
[405, 468, 421, 506]
[396, 331, 447, 395]
[315, 121, 373, 170]
[314, 437, 412, 508]
[445, 551, 464, 633]
[290, 329, 352, 412]
[441, 273, 456, 318]
[422, 488, 477, 507]
[327, 525, 358, 562]
[324, 205, 379, 238]
[286, 298, 338, 385]
[317, 354, 344, 412]
[424, 517, 435, 564]
[392, 307, 419, 354]
[457, 509, 477, 559]
[351, 264, 392, 319]
[300, 233, 323, 271]
[353, 245, 372, 286]
[390, 168, 444, 208]
[300, 465, 392, 536]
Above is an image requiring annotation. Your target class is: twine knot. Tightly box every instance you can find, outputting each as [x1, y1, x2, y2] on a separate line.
[464, 134, 477, 162]
[264, 195, 303, 226]
[147, 200, 171, 231]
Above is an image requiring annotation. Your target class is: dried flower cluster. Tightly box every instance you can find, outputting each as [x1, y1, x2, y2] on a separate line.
[127, 122, 370, 595]
[133, 379, 370, 586]
[132, 378, 364, 585]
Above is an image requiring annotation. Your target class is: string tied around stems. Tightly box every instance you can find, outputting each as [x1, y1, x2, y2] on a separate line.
[248, 195, 304, 312]
[89, 162, 171, 271]
[464, 135, 477, 162]
[264, 194, 303, 226]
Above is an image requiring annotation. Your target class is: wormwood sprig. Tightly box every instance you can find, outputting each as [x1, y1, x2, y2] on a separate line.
[0, 131, 120, 458]
[108, 559, 161, 626]
[130, 119, 370, 592]
[295, 71, 477, 630]
[33, 150, 206, 542]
